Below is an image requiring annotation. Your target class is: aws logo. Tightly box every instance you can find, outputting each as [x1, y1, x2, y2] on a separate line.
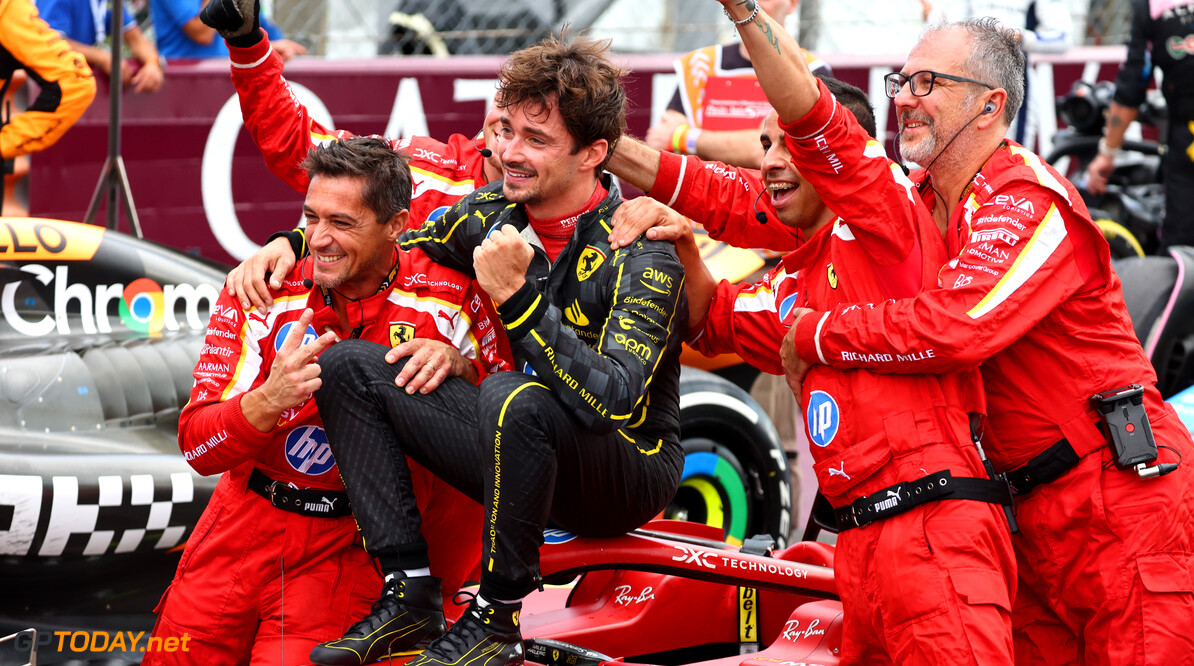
[640, 268, 673, 295]
[117, 278, 168, 336]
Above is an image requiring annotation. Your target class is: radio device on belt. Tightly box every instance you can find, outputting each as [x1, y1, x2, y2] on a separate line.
[1090, 384, 1175, 479]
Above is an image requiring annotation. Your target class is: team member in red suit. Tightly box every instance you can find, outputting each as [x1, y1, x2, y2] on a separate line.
[782, 16, 1194, 666]
[610, 31, 1015, 661]
[145, 137, 508, 665]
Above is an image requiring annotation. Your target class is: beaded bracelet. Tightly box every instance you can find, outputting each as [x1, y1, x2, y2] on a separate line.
[672, 124, 690, 154]
[724, 0, 759, 26]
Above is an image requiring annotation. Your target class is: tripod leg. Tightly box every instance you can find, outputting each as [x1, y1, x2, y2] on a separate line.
[83, 157, 114, 226]
[115, 156, 142, 238]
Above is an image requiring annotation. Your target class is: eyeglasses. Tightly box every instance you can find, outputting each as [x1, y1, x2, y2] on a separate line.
[884, 70, 994, 99]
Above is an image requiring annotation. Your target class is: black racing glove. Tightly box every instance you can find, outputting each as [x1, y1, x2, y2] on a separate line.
[199, 0, 263, 48]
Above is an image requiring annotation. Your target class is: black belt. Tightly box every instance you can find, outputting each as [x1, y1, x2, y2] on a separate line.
[1005, 438, 1085, 496]
[833, 470, 1014, 531]
[248, 469, 352, 518]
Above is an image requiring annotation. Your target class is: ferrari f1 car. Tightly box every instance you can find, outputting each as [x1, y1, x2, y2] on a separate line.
[0, 218, 806, 664]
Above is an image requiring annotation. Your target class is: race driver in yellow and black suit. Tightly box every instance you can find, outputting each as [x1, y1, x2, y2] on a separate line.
[307, 33, 688, 666]
[312, 174, 689, 664]
[0, 0, 94, 160]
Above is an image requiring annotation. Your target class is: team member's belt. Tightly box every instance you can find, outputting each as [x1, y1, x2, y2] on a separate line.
[833, 470, 1014, 532]
[1005, 438, 1083, 496]
[248, 469, 352, 518]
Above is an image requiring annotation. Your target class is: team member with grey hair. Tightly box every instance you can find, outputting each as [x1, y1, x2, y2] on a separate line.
[779, 15, 1194, 665]
[921, 0, 1073, 149]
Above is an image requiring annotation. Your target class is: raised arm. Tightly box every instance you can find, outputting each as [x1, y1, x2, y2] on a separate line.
[713, 0, 819, 126]
[180, 298, 335, 476]
[609, 136, 799, 252]
[793, 159, 1105, 374]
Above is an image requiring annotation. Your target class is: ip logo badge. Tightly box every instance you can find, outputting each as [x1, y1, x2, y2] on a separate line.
[778, 293, 799, 323]
[543, 528, 577, 544]
[285, 426, 336, 475]
[276, 322, 318, 352]
[806, 391, 840, 448]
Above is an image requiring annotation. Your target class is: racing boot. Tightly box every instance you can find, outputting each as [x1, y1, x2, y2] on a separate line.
[309, 575, 446, 665]
[407, 597, 524, 666]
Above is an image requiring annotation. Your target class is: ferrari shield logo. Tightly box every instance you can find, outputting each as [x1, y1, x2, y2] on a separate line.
[389, 321, 415, 347]
[576, 245, 607, 282]
[827, 263, 838, 289]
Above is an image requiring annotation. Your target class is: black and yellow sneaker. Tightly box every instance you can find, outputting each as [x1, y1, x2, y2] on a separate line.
[309, 575, 446, 665]
[406, 597, 524, 666]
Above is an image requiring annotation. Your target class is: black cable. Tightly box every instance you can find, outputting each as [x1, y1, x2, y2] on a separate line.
[752, 188, 768, 224]
[1158, 443, 1183, 467]
[907, 107, 990, 198]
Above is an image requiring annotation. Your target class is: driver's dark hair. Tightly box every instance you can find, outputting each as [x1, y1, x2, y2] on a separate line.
[497, 32, 627, 172]
[821, 76, 877, 137]
[302, 136, 412, 223]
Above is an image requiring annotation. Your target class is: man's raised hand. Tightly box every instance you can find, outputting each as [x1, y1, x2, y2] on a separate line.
[609, 196, 692, 250]
[781, 308, 815, 402]
[262, 308, 337, 408]
[473, 224, 534, 304]
[200, 0, 260, 41]
[240, 308, 337, 431]
[226, 236, 298, 313]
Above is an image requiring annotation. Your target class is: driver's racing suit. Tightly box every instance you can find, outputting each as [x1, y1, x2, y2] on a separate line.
[228, 35, 490, 229]
[145, 248, 507, 665]
[316, 175, 688, 600]
[792, 140, 1194, 663]
[663, 79, 1015, 664]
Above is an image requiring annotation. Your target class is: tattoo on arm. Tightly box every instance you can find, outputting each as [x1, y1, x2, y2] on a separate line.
[1109, 116, 1124, 128]
[754, 17, 781, 54]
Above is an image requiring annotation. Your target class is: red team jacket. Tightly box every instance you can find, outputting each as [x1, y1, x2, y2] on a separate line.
[793, 140, 1190, 471]
[229, 37, 490, 231]
[179, 247, 508, 490]
[655, 79, 988, 506]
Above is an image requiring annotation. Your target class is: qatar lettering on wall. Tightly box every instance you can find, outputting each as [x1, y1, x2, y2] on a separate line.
[29, 50, 1123, 266]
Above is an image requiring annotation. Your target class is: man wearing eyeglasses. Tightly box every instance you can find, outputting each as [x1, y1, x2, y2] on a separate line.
[776, 15, 1194, 666]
